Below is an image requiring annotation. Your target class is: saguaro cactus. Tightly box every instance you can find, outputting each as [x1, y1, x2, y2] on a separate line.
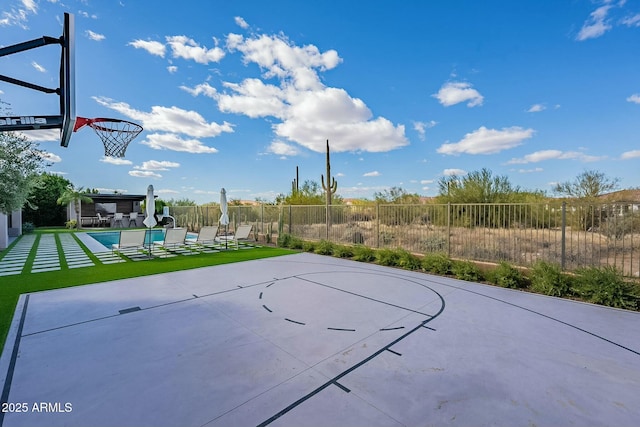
[321, 140, 338, 236]
[292, 166, 299, 195]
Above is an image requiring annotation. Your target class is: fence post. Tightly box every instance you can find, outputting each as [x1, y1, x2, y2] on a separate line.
[288, 205, 292, 235]
[447, 202, 451, 257]
[561, 201, 566, 270]
[376, 203, 380, 248]
[260, 203, 264, 234]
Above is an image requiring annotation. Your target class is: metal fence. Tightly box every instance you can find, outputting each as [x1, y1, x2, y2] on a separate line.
[168, 202, 640, 277]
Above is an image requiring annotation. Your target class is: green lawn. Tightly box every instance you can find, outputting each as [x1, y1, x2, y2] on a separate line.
[0, 230, 295, 355]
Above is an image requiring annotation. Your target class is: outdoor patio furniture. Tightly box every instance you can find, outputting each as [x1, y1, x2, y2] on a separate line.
[128, 212, 139, 227]
[186, 225, 219, 251]
[216, 224, 253, 250]
[111, 229, 146, 255]
[96, 213, 108, 227]
[113, 212, 125, 228]
[154, 228, 189, 255]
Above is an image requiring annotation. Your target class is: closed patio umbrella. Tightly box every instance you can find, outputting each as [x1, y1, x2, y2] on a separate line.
[143, 185, 157, 255]
[220, 188, 229, 249]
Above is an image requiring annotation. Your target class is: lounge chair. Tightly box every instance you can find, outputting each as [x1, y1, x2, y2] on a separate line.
[186, 225, 219, 251]
[153, 228, 190, 255]
[216, 224, 254, 250]
[112, 229, 146, 255]
[96, 213, 109, 227]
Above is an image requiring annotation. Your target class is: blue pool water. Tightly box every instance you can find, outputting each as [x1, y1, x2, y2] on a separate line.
[87, 229, 198, 249]
[87, 229, 166, 248]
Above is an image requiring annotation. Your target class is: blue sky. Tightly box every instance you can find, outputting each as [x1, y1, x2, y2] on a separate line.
[2, 0, 639, 204]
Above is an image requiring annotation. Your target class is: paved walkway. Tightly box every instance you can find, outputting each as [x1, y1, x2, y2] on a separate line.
[1, 253, 639, 427]
[0, 233, 124, 276]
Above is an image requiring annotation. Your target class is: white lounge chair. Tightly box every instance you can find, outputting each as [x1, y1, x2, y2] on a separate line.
[216, 224, 254, 250]
[112, 229, 146, 255]
[153, 228, 190, 255]
[186, 225, 219, 251]
[96, 213, 108, 227]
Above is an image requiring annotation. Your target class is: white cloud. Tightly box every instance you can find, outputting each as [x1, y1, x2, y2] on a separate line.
[363, 171, 380, 177]
[180, 82, 218, 99]
[135, 160, 180, 171]
[216, 32, 408, 153]
[156, 188, 180, 195]
[507, 149, 605, 164]
[626, 93, 640, 104]
[86, 30, 105, 41]
[622, 13, 640, 27]
[413, 120, 437, 141]
[420, 179, 434, 184]
[437, 126, 534, 155]
[129, 170, 162, 179]
[234, 16, 249, 29]
[93, 97, 234, 139]
[140, 133, 219, 154]
[577, 5, 613, 40]
[527, 103, 546, 113]
[41, 152, 61, 163]
[167, 66, 178, 74]
[166, 35, 225, 64]
[267, 141, 302, 156]
[128, 40, 166, 57]
[100, 156, 132, 165]
[21, 0, 36, 12]
[432, 82, 483, 107]
[443, 168, 467, 176]
[19, 128, 59, 142]
[31, 61, 45, 72]
[0, 1, 34, 28]
[621, 150, 640, 159]
[517, 167, 544, 173]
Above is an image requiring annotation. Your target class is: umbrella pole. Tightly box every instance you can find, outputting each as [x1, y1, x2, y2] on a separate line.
[225, 224, 228, 250]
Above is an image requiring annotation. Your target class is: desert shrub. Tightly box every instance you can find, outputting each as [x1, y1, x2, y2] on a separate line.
[376, 248, 401, 266]
[488, 261, 524, 289]
[314, 240, 334, 255]
[289, 236, 304, 249]
[302, 241, 316, 252]
[352, 245, 376, 262]
[574, 266, 639, 310]
[396, 249, 422, 270]
[333, 245, 354, 258]
[277, 233, 292, 248]
[451, 260, 483, 282]
[530, 261, 572, 297]
[421, 252, 452, 275]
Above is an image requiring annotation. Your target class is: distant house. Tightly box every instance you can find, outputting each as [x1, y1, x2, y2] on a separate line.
[63, 193, 149, 227]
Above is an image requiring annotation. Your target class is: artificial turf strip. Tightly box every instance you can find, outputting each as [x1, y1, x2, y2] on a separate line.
[0, 245, 295, 356]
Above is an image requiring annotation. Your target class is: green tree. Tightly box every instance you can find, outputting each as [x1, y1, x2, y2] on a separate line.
[0, 131, 50, 214]
[553, 170, 620, 231]
[166, 197, 197, 206]
[373, 187, 421, 204]
[553, 170, 619, 200]
[276, 180, 343, 205]
[56, 186, 94, 229]
[437, 168, 519, 203]
[23, 173, 72, 227]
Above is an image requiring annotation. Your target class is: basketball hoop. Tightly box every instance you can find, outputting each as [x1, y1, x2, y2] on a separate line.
[74, 117, 143, 157]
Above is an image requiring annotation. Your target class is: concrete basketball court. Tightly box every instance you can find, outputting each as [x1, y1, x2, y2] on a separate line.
[1, 253, 639, 427]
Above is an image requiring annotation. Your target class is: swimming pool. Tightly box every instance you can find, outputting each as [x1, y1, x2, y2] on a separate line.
[87, 229, 196, 249]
